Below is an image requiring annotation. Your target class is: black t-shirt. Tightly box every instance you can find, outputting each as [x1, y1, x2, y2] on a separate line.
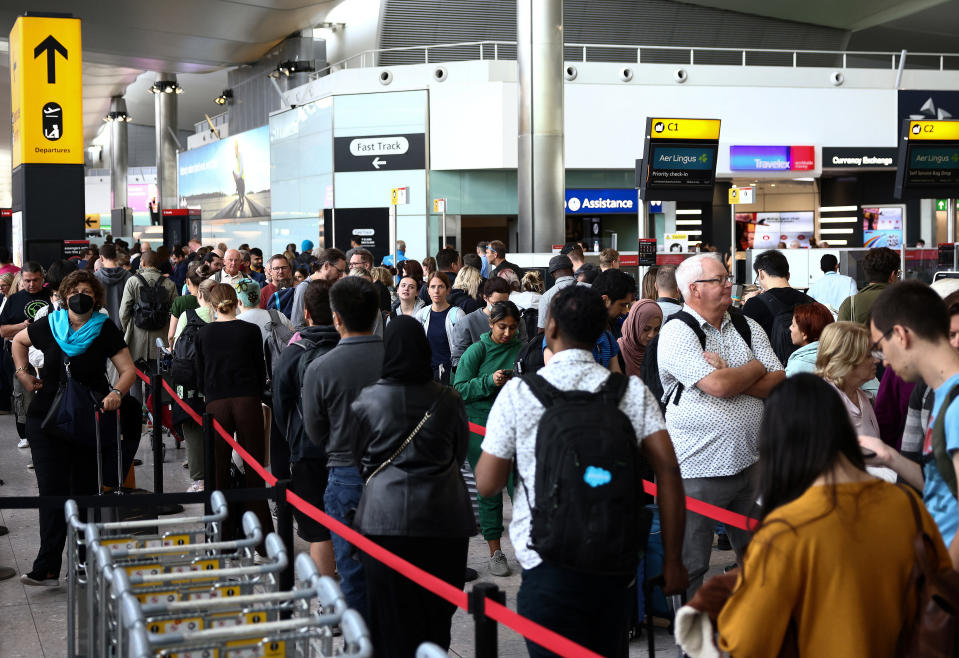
[0, 288, 52, 327]
[194, 320, 265, 403]
[27, 315, 127, 418]
[742, 287, 814, 339]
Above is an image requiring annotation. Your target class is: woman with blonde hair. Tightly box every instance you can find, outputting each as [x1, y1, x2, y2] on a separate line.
[449, 265, 482, 314]
[815, 322, 894, 480]
[195, 283, 274, 549]
[371, 266, 397, 305]
[511, 270, 544, 311]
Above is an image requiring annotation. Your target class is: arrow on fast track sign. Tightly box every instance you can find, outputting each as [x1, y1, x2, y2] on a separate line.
[372, 157, 386, 169]
[33, 35, 68, 84]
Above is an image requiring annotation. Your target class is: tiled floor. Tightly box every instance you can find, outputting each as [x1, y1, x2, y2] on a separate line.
[0, 413, 731, 657]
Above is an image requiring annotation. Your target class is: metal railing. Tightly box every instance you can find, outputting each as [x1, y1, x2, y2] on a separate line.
[310, 41, 959, 78]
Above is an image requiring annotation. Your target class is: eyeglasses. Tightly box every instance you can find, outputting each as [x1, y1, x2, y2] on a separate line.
[694, 275, 735, 286]
[870, 327, 894, 361]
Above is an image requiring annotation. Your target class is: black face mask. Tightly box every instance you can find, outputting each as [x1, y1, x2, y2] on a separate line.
[67, 293, 94, 315]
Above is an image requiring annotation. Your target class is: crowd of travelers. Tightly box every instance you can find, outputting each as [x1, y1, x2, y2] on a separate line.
[0, 234, 957, 657]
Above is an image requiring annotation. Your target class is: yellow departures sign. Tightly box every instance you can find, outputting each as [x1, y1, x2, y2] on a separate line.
[10, 15, 83, 167]
[907, 120, 959, 141]
[648, 118, 721, 141]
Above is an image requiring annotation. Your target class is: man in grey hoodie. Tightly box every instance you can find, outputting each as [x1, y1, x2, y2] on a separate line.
[94, 243, 131, 328]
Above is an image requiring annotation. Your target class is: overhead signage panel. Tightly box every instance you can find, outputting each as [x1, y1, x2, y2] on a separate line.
[729, 145, 815, 171]
[648, 118, 721, 141]
[822, 147, 897, 169]
[639, 117, 720, 203]
[896, 120, 959, 199]
[564, 188, 637, 214]
[333, 133, 425, 172]
[9, 15, 83, 167]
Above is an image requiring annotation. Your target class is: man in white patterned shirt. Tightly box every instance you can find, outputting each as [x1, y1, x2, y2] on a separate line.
[476, 285, 687, 657]
[658, 253, 784, 596]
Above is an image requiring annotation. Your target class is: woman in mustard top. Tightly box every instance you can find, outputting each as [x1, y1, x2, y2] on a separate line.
[715, 374, 952, 657]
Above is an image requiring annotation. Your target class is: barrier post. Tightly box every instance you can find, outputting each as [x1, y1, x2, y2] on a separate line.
[469, 582, 505, 658]
[273, 478, 295, 596]
[202, 413, 215, 515]
[150, 369, 164, 493]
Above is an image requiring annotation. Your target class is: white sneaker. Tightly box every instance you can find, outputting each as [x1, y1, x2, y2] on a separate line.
[17, 438, 28, 449]
[489, 550, 511, 577]
[186, 480, 204, 493]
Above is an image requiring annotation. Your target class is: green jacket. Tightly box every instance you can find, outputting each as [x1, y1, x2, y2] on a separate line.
[452, 331, 522, 427]
[837, 283, 888, 324]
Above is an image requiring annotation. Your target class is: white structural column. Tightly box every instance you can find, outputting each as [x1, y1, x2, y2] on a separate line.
[154, 72, 179, 211]
[517, 0, 565, 253]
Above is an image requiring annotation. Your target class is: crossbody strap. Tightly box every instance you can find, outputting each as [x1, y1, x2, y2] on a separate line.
[365, 390, 447, 485]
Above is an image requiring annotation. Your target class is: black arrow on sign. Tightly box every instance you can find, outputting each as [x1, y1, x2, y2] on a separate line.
[34, 35, 68, 84]
[85, 217, 97, 228]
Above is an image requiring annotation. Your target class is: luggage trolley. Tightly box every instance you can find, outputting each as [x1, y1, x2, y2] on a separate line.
[119, 553, 368, 658]
[91, 530, 286, 658]
[66, 492, 230, 658]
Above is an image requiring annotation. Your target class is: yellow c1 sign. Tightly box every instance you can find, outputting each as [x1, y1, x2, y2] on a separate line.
[649, 118, 721, 141]
[10, 16, 83, 167]
[907, 120, 959, 141]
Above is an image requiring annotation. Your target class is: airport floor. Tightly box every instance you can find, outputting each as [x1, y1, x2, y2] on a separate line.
[0, 412, 731, 657]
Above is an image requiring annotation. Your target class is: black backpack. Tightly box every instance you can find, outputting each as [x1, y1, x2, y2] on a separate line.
[285, 335, 338, 455]
[263, 310, 295, 398]
[132, 273, 172, 330]
[521, 372, 650, 575]
[514, 332, 546, 376]
[757, 292, 806, 366]
[267, 287, 297, 319]
[641, 309, 752, 412]
[170, 309, 206, 391]
[519, 307, 538, 342]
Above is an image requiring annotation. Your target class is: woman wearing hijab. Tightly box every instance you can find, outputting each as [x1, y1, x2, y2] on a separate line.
[11, 270, 138, 587]
[618, 299, 663, 377]
[349, 316, 474, 657]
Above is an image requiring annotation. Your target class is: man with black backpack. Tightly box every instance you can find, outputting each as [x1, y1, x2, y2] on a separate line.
[119, 250, 177, 402]
[742, 249, 813, 365]
[273, 279, 339, 577]
[657, 253, 783, 596]
[475, 285, 687, 657]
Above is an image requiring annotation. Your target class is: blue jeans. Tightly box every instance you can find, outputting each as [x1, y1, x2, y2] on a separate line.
[517, 561, 631, 657]
[325, 466, 366, 617]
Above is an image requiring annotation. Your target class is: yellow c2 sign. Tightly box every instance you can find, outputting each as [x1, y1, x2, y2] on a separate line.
[907, 120, 959, 141]
[9, 16, 83, 167]
[649, 118, 721, 141]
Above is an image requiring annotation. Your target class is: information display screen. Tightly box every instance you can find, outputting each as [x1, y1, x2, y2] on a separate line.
[639, 118, 720, 202]
[863, 206, 903, 248]
[895, 120, 959, 199]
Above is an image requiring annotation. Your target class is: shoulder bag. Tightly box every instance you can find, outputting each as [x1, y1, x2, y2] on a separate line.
[365, 390, 447, 485]
[41, 354, 100, 448]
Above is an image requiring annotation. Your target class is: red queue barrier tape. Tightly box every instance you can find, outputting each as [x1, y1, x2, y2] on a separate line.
[211, 417, 279, 487]
[469, 421, 759, 532]
[484, 598, 604, 658]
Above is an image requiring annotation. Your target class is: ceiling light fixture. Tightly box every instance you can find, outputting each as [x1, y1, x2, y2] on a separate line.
[103, 110, 132, 123]
[148, 80, 184, 95]
[271, 60, 316, 79]
[214, 89, 233, 106]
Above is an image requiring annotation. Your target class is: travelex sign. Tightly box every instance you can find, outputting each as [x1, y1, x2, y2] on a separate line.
[729, 145, 815, 171]
[565, 189, 636, 214]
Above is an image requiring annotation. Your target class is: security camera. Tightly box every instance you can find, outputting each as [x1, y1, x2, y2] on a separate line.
[830, 71, 845, 86]
[674, 68, 688, 83]
[379, 70, 393, 86]
[565, 65, 578, 81]
[433, 66, 448, 82]
[620, 68, 634, 82]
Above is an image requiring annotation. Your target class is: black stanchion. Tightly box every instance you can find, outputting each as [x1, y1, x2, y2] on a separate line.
[469, 582, 505, 658]
[150, 369, 164, 494]
[274, 478, 295, 595]
[203, 413, 216, 515]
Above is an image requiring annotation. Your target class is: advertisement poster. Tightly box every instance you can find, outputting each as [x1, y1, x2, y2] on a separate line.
[863, 206, 903, 248]
[178, 126, 271, 221]
[737, 212, 815, 249]
[127, 182, 158, 213]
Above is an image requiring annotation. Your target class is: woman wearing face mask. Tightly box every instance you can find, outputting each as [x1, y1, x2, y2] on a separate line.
[452, 301, 522, 577]
[11, 270, 138, 587]
[388, 276, 425, 322]
[617, 299, 663, 377]
[415, 272, 464, 383]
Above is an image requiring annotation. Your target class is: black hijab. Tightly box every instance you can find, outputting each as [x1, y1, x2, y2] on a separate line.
[382, 315, 433, 384]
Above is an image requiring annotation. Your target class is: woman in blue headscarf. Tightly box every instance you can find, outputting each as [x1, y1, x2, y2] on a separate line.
[11, 269, 137, 587]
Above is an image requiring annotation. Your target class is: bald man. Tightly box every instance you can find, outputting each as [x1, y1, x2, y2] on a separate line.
[214, 249, 245, 286]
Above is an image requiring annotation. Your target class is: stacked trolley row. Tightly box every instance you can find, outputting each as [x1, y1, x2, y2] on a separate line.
[66, 491, 372, 658]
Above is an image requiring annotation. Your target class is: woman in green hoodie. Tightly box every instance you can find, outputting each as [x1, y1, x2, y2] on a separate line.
[453, 301, 522, 577]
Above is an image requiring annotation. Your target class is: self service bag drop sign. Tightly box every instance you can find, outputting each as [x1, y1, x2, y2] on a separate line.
[895, 119, 959, 200]
[639, 118, 720, 203]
